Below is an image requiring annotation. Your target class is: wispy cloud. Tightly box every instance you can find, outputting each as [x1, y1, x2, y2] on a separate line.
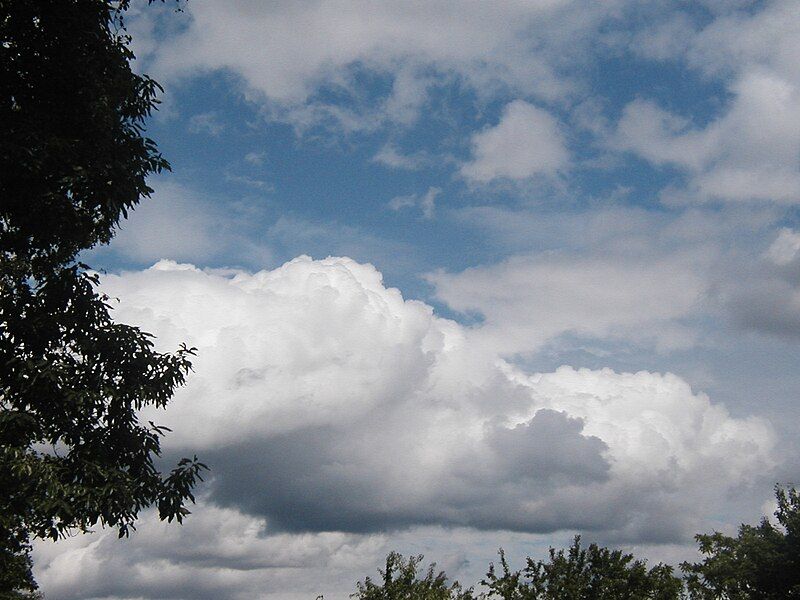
[187, 111, 225, 136]
[388, 187, 440, 219]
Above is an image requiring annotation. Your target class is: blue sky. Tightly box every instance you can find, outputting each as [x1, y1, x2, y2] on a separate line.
[38, 1, 800, 598]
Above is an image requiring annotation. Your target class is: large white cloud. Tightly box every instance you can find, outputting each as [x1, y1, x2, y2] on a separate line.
[36, 256, 775, 599]
[98, 257, 771, 531]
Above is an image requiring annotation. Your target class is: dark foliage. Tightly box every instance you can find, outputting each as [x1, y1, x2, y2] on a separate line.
[1, 0, 204, 595]
[345, 540, 682, 600]
[682, 486, 800, 599]
[482, 537, 683, 599]
[351, 552, 475, 600]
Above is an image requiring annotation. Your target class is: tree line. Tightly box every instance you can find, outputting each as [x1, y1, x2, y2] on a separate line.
[344, 486, 800, 599]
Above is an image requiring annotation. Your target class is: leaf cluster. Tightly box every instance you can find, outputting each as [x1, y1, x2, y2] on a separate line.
[1, 266, 205, 541]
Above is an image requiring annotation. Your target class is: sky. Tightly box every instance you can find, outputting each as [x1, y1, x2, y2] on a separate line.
[33, 1, 800, 598]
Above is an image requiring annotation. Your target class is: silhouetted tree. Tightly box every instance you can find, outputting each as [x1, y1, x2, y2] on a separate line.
[682, 486, 800, 599]
[482, 537, 683, 599]
[1, 0, 204, 594]
[352, 552, 476, 600]
[348, 541, 683, 600]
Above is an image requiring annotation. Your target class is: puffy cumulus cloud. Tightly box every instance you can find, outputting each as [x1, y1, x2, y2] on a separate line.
[38, 255, 774, 598]
[503, 365, 774, 541]
[460, 101, 569, 183]
[95, 257, 771, 536]
[514, 366, 772, 486]
[132, 1, 628, 130]
[427, 250, 707, 355]
[619, 1, 800, 204]
[103, 256, 436, 447]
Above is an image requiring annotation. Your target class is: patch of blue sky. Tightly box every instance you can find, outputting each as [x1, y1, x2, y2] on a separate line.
[116, 72, 499, 282]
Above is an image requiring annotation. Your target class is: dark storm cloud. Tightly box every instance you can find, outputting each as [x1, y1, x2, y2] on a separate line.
[203, 409, 610, 534]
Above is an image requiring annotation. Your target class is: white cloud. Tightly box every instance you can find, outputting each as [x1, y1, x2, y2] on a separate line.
[187, 111, 225, 136]
[461, 101, 569, 182]
[88, 182, 273, 268]
[372, 143, 431, 170]
[36, 255, 775, 598]
[720, 227, 800, 339]
[428, 250, 706, 354]
[681, 0, 800, 83]
[387, 193, 416, 211]
[611, 99, 712, 171]
[224, 172, 274, 191]
[614, 74, 800, 204]
[388, 187, 440, 219]
[33, 502, 386, 600]
[767, 227, 800, 265]
[631, 14, 696, 62]
[100, 257, 769, 525]
[135, 1, 624, 130]
[244, 151, 266, 165]
[619, 1, 800, 204]
[449, 203, 800, 345]
[102, 257, 437, 447]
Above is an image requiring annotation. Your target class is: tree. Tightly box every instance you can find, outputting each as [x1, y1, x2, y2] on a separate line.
[1, 0, 205, 594]
[482, 537, 684, 599]
[346, 542, 683, 600]
[682, 486, 800, 599]
[352, 552, 476, 600]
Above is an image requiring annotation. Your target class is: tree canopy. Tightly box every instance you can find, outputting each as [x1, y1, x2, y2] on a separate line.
[682, 486, 800, 599]
[0, 0, 204, 595]
[346, 539, 682, 600]
[352, 552, 476, 600]
[482, 537, 683, 600]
